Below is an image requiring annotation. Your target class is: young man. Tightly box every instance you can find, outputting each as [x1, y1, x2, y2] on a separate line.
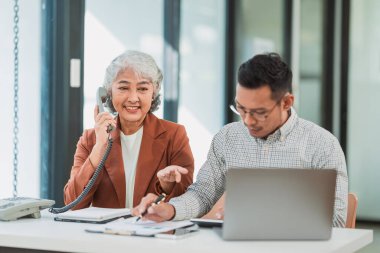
[132, 53, 348, 227]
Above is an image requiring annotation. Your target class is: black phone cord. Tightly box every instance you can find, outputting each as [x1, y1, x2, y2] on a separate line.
[49, 135, 113, 214]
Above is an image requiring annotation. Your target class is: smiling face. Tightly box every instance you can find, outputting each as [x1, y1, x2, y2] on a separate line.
[111, 68, 154, 134]
[235, 84, 293, 138]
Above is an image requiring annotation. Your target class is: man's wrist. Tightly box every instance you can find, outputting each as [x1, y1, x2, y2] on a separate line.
[168, 204, 176, 220]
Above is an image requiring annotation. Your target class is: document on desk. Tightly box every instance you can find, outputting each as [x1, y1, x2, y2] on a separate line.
[85, 217, 193, 236]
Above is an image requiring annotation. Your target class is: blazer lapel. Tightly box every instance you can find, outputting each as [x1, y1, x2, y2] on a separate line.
[133, 113, 166, 206]
[104, 122, 126, 208]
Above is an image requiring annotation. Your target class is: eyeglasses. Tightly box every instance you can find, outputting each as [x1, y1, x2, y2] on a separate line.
[230, 98, 282, 122]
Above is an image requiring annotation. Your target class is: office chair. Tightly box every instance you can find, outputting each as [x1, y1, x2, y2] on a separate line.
[346, 192, 358, 229]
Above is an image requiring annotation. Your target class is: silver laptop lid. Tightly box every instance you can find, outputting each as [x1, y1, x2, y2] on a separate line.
[223, 168, 337, 240]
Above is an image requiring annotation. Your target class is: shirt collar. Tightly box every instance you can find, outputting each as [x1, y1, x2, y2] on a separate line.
[277, 107, 298, 140]
[245, 107, 298, 143]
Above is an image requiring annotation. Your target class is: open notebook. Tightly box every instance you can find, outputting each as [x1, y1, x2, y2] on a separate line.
[54, 207, 131, 224]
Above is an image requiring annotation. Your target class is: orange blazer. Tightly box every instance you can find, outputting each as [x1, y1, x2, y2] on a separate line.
[64, 113, 194, 209]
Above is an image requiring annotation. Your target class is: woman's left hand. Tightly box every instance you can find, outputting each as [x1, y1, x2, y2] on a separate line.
[157, 165, 188, 194]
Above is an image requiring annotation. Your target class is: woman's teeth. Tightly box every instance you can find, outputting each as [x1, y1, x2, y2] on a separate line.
[126, 106, 139, 110]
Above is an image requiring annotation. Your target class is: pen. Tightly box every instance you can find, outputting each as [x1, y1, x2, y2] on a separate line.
[135, 193, 166, 222]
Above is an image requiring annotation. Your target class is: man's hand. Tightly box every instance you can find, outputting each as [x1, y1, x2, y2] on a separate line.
[131, 193, 176, 222]
[202, 192, 226, 220]
[157, 165, 188, 194]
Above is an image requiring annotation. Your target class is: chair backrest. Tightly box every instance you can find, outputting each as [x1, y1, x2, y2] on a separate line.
[346, 192, 358, 229]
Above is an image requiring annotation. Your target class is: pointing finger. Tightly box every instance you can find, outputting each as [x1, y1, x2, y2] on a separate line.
[175, 167, 188, 174]
[175, 169, 183, 183]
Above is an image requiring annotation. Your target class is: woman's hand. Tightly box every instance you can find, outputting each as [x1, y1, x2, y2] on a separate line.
[88, 105, 117, 167]
[93, 105, 117, 146]
[157, 165, 188, 194]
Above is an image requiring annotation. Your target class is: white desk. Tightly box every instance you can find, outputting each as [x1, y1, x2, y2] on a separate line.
[0, 212, 373, 253]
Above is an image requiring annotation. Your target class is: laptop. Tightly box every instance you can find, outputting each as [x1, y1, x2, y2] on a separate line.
[222, 168, 337, 240]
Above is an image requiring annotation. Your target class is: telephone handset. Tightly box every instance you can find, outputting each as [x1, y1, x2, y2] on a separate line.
[49, 87, 115, 214]
[96, 87, 116, 132]
[96, 86, 108, 113]
[0, 197, 55, 221]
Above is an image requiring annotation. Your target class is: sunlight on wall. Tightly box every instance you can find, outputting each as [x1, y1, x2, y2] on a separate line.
[83, 11, 125, 130]
[83, 3, 164, 130]
[178, 107, 214, 177]
[178, 0, 226, 177]
[0, 0, 40, 198]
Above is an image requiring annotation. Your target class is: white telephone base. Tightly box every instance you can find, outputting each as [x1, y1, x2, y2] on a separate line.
[0, 197, 55, 221]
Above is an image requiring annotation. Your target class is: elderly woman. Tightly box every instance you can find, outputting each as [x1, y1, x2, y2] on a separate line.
[64, 51, 194, 209]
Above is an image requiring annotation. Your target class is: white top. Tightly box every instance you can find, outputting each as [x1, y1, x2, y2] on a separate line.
[120, 127, 143, 208]
[0, 211, 373, 253]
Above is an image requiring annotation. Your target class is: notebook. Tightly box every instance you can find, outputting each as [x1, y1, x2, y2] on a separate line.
[222, 168, 337, 240]
[54, 207, 131, 224]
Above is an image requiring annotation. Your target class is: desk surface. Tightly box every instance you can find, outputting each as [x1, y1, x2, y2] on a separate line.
[0, 211, 373, 253]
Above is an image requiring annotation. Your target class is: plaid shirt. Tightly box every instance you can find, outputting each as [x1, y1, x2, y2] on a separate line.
[170, 108, 348, 227]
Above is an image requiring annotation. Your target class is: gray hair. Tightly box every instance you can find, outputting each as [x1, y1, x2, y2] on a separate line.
[103, 50, 163, 112]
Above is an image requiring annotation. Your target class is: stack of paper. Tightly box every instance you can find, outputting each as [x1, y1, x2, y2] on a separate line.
[85, 217, 194, 236]
[54, 207, 131, 224]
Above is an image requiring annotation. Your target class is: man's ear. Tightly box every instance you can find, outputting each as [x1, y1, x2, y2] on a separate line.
[283, 93, 294, 110]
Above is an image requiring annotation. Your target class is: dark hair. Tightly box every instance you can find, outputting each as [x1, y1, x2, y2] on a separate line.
[237, 52, 292, 100]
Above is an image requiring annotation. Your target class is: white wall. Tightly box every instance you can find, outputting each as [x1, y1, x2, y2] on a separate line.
[0, 0, 41, 198]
